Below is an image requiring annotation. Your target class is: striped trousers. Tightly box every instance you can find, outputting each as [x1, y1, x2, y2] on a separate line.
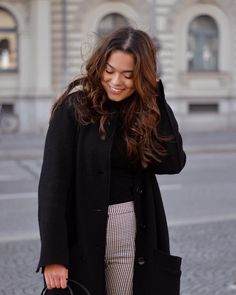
[105, 201, 136, 295]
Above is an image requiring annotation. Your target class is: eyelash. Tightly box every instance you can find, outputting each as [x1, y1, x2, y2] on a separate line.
[105, 70, 132, 79]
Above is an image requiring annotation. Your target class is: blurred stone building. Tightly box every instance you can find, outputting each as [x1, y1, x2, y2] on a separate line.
[0, 0, 235, 133]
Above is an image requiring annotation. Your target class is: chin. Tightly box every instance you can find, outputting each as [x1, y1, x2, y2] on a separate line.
[108, 96, 126, 101]
[107, 91, 133, 102]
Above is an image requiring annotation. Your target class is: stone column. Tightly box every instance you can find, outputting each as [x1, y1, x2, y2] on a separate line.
[29, 0, 52, 133]
[30, 0, 52, 96]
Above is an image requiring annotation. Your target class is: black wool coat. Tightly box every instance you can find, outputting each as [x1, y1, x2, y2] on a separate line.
[37, 80, 186, 295]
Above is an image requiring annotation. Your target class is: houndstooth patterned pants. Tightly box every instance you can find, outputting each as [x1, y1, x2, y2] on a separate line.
[105, 201, 136, 295]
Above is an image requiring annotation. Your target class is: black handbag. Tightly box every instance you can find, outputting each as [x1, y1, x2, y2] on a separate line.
[40, 279, 91, 295]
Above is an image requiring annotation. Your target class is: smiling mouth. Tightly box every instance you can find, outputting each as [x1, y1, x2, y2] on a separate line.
[109, 85, 124, 94]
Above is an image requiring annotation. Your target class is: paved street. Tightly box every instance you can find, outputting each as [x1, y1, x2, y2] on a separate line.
[0, 131, 236, 294]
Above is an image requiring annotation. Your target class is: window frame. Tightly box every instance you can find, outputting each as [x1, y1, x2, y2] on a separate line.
[0, 6, 18, 73]
[187, 14, 219, 73]
[97, 13, 129, 38]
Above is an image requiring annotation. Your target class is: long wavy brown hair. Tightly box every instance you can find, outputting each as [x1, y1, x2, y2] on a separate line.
[52, 27, 168, 168]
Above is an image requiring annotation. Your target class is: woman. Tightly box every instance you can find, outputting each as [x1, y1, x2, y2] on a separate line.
[37, 27, 186, 295]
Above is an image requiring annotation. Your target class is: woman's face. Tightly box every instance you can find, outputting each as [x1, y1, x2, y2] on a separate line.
[101, 50, 136, 102]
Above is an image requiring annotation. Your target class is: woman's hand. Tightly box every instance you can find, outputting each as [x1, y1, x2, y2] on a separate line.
[44, 264, 68, 289]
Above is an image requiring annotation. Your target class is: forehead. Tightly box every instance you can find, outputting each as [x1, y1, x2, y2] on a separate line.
[107, 50, 135, 70]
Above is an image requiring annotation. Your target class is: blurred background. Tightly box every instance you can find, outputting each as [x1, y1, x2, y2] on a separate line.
[0, 0, 236, 294]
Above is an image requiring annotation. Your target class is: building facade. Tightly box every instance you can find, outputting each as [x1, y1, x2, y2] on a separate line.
[0, 0, 236, 133]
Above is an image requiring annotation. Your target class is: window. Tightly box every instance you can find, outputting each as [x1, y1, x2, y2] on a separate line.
[0, 7, 18, 71]
[97, 13, 129, 37]
[187, 15, 218, 72]
[188, 103, 219, 113]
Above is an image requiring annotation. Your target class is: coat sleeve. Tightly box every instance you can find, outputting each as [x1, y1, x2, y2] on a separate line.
[36, 97, 78, 272]
[149, 80, 186, 174]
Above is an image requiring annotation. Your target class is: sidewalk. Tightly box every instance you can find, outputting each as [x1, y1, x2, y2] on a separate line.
[0, 130, 236, 160]
[182, 130, 236, 154]
[0, 132, 45, 160]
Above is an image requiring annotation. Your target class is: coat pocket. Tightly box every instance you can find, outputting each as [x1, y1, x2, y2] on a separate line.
[148, 250, 182, 295]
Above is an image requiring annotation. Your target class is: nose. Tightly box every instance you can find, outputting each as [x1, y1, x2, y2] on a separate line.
[111, 73, 122, 85]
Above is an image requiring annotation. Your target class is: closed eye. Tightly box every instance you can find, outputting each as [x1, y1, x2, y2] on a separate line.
[124, 75, 133, 79]
[105, 69, 113, 74]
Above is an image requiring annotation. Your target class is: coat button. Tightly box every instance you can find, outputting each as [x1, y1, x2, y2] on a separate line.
[137, 257, 145, 266]
[136, 186, 143, 195]
[92, 209, 103, 213]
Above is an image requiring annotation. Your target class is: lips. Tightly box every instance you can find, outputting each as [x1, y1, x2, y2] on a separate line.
[109, 85, 124, 95]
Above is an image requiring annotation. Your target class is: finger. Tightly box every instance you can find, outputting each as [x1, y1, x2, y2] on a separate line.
[49, 276, 56, 289]
[44, 274, 52, 290]
[60, 268, 68, 289]
[54, 277, 61, 289]
[50, 274, 61, 289]
[60, 276, 68, 289]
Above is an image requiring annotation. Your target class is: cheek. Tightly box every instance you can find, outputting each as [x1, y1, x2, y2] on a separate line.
[101, 72, 108, 83]
[126, 80, 135, 90]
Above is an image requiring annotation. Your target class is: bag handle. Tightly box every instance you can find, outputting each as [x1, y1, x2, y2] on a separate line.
[40, 279, 91, 295]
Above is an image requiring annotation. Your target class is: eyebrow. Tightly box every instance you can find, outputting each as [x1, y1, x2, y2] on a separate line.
[106, 63, 134, 73]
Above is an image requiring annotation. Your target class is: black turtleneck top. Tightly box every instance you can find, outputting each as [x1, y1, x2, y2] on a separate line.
[106, 98, 140, 205]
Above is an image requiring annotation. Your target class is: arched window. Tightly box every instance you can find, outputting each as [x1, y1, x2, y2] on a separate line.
[0, 7, 18, 71]
[187, 15, 219, 72]
[97, 13, 129, 37]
